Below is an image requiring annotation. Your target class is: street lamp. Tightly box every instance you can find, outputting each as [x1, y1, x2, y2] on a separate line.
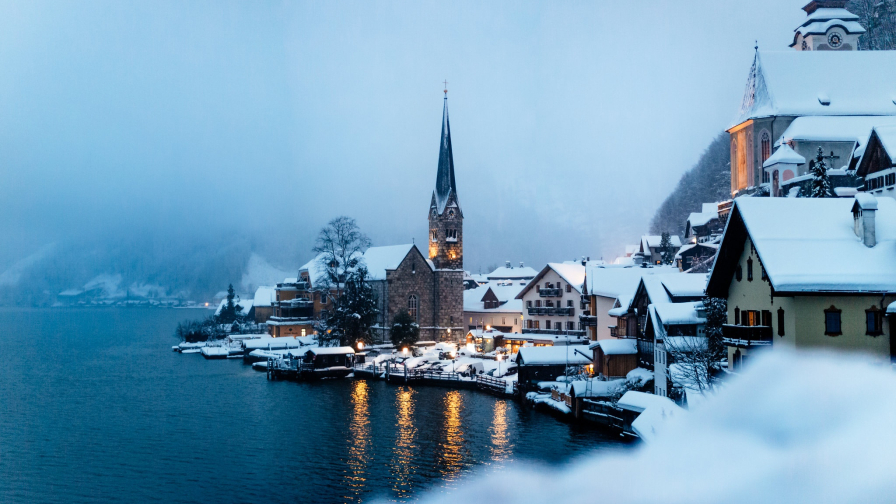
[497, 353, 502, 376]
[357, 341, 364, 351]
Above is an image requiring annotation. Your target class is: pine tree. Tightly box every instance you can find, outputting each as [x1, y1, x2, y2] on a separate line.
[660, 232, 675, 265]
[322, 267, 378, 347]
[809, 147, 833, 198]
[390, 311, 420, 350]
[218, 284, 237, 323]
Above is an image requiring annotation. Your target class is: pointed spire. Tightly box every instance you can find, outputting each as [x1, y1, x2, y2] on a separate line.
[433, 95, 457, 214]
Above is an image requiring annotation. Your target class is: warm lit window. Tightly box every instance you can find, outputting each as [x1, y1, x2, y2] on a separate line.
[866, 307, 882, 336]
[825, 306, 842, 336]
[760, 131, 771, 164]
[301, 329, 306, 337]
[431, 231, 437, 242]
[408, 295, 418, 320]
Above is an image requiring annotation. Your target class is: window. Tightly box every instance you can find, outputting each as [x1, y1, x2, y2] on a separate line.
[567, 321, 575, 330]
[824, 306, 842, 336]
[446, 229, 458, 242]
[736, 265, 743, 282]
[431, 231, 437, 242]
[470, 317, 473, 323]
[777, 308, 785, 336]
[535, 300, 541, 307]
[527, 320, 533, 329]
[760, 131, 771, 164]
[301, 328, 306, 337]
[534, 320, 540, 329]
[408, 295, 418, 320]
[321, 293, 328, 304]
[567, 300, 573, 307]
[555, 322, 562, 330]
[734, 307, 740, 325]
[866, 306, 883, 336]
[566, 284, 572, 293]
[502, 317, 506, 325]
[761, 310, 771, 327]
[514, 318, 517, 326]
[744, 310, 759, 326]
[545, 319, 551, 329]
[747, 258, 753, 282]
[761, 262, 768, 281]
[527, 300, 532, 308]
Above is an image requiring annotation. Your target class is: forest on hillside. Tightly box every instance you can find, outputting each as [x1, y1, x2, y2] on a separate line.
[649, 134, 730, 237]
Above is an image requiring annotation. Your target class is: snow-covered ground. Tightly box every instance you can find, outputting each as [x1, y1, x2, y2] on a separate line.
[419, 349, 896, 504]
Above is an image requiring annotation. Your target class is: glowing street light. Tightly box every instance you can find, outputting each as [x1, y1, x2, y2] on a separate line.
[402, 347, 408, 355]
[357, 341, 364, 350]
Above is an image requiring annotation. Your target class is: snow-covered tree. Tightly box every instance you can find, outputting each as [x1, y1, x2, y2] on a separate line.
[660, 232, 676, 265]
[849, 0, 896, 50]
[664, 297, 728, 397]
[390, 311, 420, 350]
[807, 147, 834, 198]
[321, 266, 378, 347]
[312, 216, 371, 300]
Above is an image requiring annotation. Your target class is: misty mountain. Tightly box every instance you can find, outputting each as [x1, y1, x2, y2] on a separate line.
[649, 133, 731, 238]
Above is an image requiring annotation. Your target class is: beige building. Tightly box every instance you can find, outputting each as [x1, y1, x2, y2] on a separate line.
[706, 195, 896, 367]
[516, 262, 588, 339]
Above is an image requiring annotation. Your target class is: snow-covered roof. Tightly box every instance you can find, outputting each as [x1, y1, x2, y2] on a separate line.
[486, 265, 538, 280]
[652, 301, 705, 326]
[309, 346, 355, 355]
[802, 7, 859, 24]
[361, 244, 428, 281]
[641, 235, 682, 249]
[763, 144, 806, 168]
[463, 281, 525, 312]
[777, 116, 896, 152]
[517, 346, 591, 366]
[710, 196, 896, 293]
[687, 209, 719, 228]
[252, 286, 275, 308]
[243, 336, 307, 350]
[584, 265, 651, 300]
[588, 338, 637, 355]
[734, 51, 896, 126]
[875, 125, 896, 164]
[617, 390, 678, 413]
[796, 18, 865, 38]
[298, 253, 329, 287]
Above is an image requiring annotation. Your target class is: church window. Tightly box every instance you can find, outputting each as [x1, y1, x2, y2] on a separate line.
[408, 295, 418, 321]
[760, 131, 771, 164]
[431, 231, 437, 242]
[446, 229, 457, 242]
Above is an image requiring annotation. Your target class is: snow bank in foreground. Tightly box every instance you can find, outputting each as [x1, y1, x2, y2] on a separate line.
[419, 349, 896, 504]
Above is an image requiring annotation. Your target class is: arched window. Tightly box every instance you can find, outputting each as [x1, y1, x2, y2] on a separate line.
[408, 295, 418, 320]
[760, 131, 771, 163]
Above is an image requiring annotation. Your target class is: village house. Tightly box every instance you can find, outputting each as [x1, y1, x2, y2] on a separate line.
[252, 286, 275, 324]
[645, 301, 706, 398]
[515, 345, 592, 392]
[485, 261, 538, 283]
[632, 235, 682, 265]
[729, 1, 896, 197]
[706, 195, 896, 369]
[463, 280, 524, 333]
[580, 265, 659, 342]
[855, 125, 896, 199]
[516, 262, 587, 337]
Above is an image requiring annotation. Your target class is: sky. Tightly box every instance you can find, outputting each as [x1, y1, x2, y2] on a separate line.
[0, 0, 806, 287]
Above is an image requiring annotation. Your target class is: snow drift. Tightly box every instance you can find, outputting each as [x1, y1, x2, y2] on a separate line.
[419, 349, 896, 504]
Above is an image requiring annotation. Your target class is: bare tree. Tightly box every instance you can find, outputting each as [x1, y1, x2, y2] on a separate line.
[312, 216, 371, 300]
[664, 297, 727, 396]
[849, 0, 896, 50]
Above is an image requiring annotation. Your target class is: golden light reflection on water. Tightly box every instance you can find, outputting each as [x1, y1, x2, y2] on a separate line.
[437, 390, 465, 481]
[344, 380, 370, 502]
[490, 400, 511, 463]
[390, 386, 417, 499]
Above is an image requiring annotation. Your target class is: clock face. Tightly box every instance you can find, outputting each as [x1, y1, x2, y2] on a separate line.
[447, 209, 455, 218]
[828, 32, 842, 48]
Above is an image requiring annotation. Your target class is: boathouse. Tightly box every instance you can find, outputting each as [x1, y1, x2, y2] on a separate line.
[515, 346, 591, 391]
[304, 347, 356, 371]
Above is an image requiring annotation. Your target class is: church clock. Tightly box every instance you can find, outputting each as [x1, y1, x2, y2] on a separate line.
[447, 209, 455, 219]
[828, 32, 843, 48]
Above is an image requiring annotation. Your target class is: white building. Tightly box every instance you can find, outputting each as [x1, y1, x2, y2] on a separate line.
[463, 280, 525, 333]
[516, 262, 587, 337]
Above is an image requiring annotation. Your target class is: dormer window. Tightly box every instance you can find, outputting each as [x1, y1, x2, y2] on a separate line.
[446, 229, 458, 242]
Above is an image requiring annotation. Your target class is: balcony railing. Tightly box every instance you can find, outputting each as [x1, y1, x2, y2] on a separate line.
[722, 325, 773, 348]
[538, 288, 562, 297]
[522, 328, 587, 337]
[579, 315, 597, 327]
[527, 307, 546, 316]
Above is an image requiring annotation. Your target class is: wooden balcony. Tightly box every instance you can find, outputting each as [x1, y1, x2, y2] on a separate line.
[722, 324, 773, 348]
[538, 288, 562, 297]
[579, 315, 597, 327]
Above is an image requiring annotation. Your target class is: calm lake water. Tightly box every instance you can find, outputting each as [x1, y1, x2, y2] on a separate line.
[0, 308, 628, 503]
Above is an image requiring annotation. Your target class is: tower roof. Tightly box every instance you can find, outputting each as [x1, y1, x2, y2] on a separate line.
[433, 97, 458, 215]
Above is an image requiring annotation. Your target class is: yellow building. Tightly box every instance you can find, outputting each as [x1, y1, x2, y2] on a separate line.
[706, 195, 896, 367]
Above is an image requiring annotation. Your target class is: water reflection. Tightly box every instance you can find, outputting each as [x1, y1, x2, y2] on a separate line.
[390, 386, 417, 500]
[438, 390, 465, 481]
[489, 400, 511, 463]
[344, 380, 370, 502]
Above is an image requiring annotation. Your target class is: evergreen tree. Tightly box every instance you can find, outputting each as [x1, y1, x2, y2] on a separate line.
[322, 267, 378, 347]
[703, 296, 728, 369]
[660, 232, 675, 265]
[218, 284, 237, 323]
[808, 147, 833, 198]
[390, 311, 420, 350]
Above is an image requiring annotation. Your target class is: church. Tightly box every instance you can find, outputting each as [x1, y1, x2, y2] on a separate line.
[361, 93, 465, 343]
[728, 0, 896, 198]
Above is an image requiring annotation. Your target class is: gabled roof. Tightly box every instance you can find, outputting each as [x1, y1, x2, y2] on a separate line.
[640, 235, 682, 251]
[630, 273, 707, 312]
[252, 286, 275, 308]
[584, 265, 652, 299]
[856, 125, 896, 176]
[707, 197, 896, 295]
[515, 262, 586, 299]
[733, 51, 896, 127]
[486, 265, 538, 280]
[463, 281, 525, 312]
[764, 144, 807, 168]
[299, 253, 331, 287]
[361, 244, 430, 281]
[516, 346, 591, 366]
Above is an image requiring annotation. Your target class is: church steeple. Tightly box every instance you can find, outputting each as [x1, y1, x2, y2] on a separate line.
[432, 94, 460, 216]
[428, 90, 463, 270]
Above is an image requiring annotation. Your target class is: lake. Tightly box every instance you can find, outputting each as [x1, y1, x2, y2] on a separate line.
[0, 307, 628, 503]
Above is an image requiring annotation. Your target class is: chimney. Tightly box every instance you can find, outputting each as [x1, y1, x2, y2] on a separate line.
[852, 194, 878, 247]
[519, 262, 524, 268]
[505, 260, 511, 269]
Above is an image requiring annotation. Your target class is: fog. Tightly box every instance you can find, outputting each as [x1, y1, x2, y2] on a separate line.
[0, 0, 803, 303]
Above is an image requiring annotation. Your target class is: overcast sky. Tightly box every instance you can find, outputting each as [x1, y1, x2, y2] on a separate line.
[0, 0, 806, 275]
